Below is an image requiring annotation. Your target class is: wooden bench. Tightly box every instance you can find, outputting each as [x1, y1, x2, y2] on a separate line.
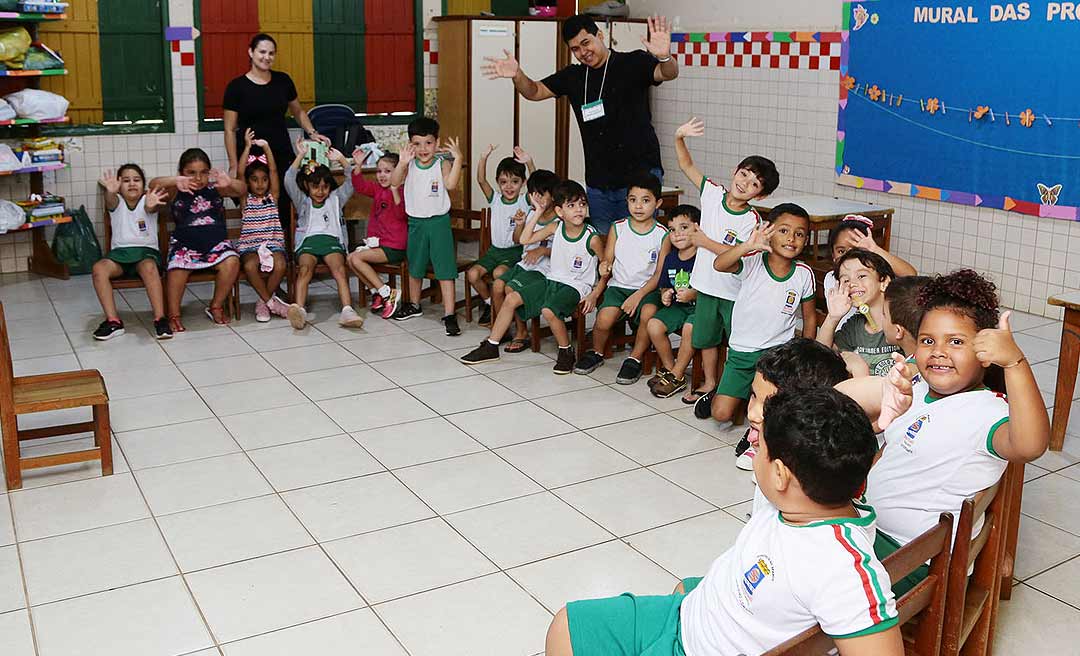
[0, 302, 112, 491]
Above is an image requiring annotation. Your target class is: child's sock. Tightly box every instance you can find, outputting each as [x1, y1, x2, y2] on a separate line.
[377, 284, 391, 298]
[485, 298, 492, 305]
[487, 338, 499, 346]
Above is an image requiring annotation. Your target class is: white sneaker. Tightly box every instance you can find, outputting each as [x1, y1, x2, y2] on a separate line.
[287, 303, 308, 330]
[735, 445, 756, 471]
[339, 305, 364, 328]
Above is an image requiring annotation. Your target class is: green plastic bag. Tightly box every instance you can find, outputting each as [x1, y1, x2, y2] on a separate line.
[51, 206, 101, 275]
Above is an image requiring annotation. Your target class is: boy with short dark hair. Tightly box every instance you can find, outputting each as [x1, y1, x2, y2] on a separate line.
[390, 117, 465, 336]
[674, 116, 780, 418]
[882, 275, 932, 357]
[470, 145, 536, 326]
[545, 386, 902, 656]
[647, 204, 702, 398]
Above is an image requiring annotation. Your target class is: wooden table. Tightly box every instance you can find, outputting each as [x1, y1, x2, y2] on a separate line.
[1048, 292, 1080, 451]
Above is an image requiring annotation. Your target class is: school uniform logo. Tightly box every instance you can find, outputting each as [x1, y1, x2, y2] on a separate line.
[782, 290, 798, 315]
[649, 249, 658, 264]
[572, 255, 584, 269]
[137, 219, 147, 233]
[722, 229, 738, 246]
[429, 180, 440, 196]
[737, 555, 775, 612]
[902, 414, 931, 453]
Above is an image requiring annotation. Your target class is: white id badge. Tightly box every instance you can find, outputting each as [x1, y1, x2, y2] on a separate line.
[581, 99, 606, 122]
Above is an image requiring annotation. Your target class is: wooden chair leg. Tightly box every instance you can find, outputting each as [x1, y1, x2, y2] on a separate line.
[94, 404, 112, 476]
[691, 350, 704, 391]
[2, 413, 20, 490]
[575, 313, 587, 354]
[531, 317, 542, 353]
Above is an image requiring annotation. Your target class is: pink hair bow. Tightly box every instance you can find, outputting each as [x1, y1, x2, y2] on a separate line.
[843, 214, 874, 228]
[247, 154, 268, 165]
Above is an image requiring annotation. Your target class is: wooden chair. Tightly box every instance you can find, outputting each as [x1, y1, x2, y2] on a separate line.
[763, 512, 955, 656]
[0, 303, 112, 491]
[462, 208, 493, 321]
[529, 309, 589, 355]
[357, 258, 410, 307]
[940, 468, 1013, 656]
[101, 204, 168, 292]
[998, 462, 1024, 601]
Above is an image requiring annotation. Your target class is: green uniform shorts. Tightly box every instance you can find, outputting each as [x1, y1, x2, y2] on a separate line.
[715, 348, 763, 400]
[653, 303, 695, 333]
[407, 213, 457, 280]
[106, 246, 160, 277]
[297, 235, 346, 260]
[599, 285, 662, 326]
[476, 244, 523, 272]
[690, 293, 734, 349]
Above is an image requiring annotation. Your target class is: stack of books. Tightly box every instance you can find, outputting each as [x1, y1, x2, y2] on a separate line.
[17, 194, 64, 220]
[16, 137, 62, 166]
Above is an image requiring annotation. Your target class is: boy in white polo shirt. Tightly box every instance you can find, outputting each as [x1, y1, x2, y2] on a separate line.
[709, 204, 817, 436]
[674, 117, 780, 418]
[545, 387, 902, 656]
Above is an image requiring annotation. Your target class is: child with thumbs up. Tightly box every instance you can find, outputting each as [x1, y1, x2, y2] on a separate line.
[837, 268, 1049, 595]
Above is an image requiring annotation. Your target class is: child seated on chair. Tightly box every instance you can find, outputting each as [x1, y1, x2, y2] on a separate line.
[470, 144, 535, 327]
[460, 180, 603, 375]
[283, 137, 363, 330]
[709, 204, 817, 434]
[838, 269, 1049, 596]
[646, 204, 701, 399]
[545, 387, 903, 656]
[347, 151, 408, 320]
[818, 249, 902, 377]
[881, 275, 932, 369]
[235, 129, 289, 323]
[389, 117, 465, 336]
[573, 171, 668, 385]
[494, 168, 561, 354]
[92, 164, 170, 340]
[674, 117, 780, 418]
[150, 148, 245, 331]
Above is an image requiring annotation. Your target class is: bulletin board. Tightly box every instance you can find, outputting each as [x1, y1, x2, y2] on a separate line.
[836, 1, 1080, 220]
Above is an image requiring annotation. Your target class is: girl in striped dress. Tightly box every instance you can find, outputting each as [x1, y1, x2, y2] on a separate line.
[237, 129, 289, 322]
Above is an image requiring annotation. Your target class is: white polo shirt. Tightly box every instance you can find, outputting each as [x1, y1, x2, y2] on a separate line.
[728, 252, 816, 353]
[689, 179, 761, 300]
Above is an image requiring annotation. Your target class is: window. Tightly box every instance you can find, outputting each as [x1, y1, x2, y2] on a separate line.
[38, 0, 173, 135]
[196, 0, 422, 130]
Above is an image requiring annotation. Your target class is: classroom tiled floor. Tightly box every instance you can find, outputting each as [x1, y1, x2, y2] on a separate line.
[0, 273, 1079, 655]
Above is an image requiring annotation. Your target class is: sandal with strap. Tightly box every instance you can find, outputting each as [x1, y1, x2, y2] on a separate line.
[205, 305, 229, 325]
[504, 337, 530, 354]
[168, 315, 186, 333]
[682, 388, 711, 405]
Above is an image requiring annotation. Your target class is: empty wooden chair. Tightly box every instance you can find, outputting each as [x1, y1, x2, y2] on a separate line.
[763, 512, 954, 656]
[0, 303, 112, 490]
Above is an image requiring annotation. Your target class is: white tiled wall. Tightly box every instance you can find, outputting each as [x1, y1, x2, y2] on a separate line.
[651, 59, 1077, 319]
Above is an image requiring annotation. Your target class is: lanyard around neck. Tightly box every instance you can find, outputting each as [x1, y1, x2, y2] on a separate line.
[583, 54, 610, 104]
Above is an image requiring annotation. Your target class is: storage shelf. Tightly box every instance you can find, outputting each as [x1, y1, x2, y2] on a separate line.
[0, 162, 66, 176]
[0, 116, 67, 127]
[0, 12, 66, 21]
[11, 214, 69, 230]
[0, 68, 65, 77]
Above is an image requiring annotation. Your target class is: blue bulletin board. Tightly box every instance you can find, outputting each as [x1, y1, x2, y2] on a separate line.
[836, 1, 1080, 220]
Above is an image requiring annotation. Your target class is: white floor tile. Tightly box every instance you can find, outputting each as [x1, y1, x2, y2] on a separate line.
[326, 518, 496, 604]
[318, 388, 437, 432]
[1033, 433, 1080, 472]
[178, 353, 280, 388]
[0, 610, 34, 656]
[76, 342, 172, 373]
[219, 402, 343, 450]
[371, 352, 478, 387]
[0, 545, 24, 613]
[161, 332, 255, 364]
[1020, 320, 1063, 343]
[316, 315, 403, 342]
[17, 436, 128, 490]
[624, 510, 746, 580]
[488, 363, 604, 399]
[135, 453, 272, 516]
[497, 433, 638, 488]
[534, 386, 656, 430]
[447, 492, 613, 569]
[352, 417, 484, 469]
[12, 353, 79, 377]
[509, 540, 678, 612]
[666, 407, 748, 445]
[199, 377, 305, 416]
[283, 473, 435, 542]
[1013, 332, 1062, 365]
[376, 573, 550, 656]
[157, 495, 314, 573]
[446, 401, 576, 448]
[185, 547, 363, 643]
[9, 334, 73, 360]
[11, 473, 150, 541]
[240, 325, 332, 352]
[341, 332, 439, 362]
[395, 452, 542, 515]
[221, 609, 407, 656]
[32, 577, 212, 656]
[407, 375, 522, 415]
[445, 345, 554, 374]
[0, 497, 12, 547]
[1027, 556, 1080, 607]
[413, 324, 491, 351]
[100, 364, 192, 401]
[587, 414, 723, 465]
[20, 519, 176, 605]
[1021, 473, 1080, 535]
[650, 449, 758, 507]
[556, 468, 715, 537]
[288, 363, 396, 401]
[261, 343, 361, 375]
[117, 418, 240, 470]
[109, 389, 214, 432]
[248, 434, 383, 491]
[994, 584, 1080, 655]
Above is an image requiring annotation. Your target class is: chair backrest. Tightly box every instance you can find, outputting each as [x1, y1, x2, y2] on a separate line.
[450, 207, 485, 243]
[762, 512, 954, 656]
[0, 303, 13, 414]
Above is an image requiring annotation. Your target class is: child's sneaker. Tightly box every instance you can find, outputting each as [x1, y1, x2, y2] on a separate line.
[693, 390, 715, 419]
[652, 374, 687, 399]
[460, 340, 500, 364]
[573, 350, 604, 375]
[553, 346, 576, 375]
[93, 319, 124, 341]
[647, 368, 671, 389]
[615, 358, 642, 385]
[735, 443, 756, 471]
[340, 305, 365, 328]
[371, 293, 385, 312]
[153, 317, 173, 340]
[478, 303, 492, 326]
[254, 298, 271, 323]
[287, 303, 308, 330]
[443, 314, 461, 336]
[267, 295, 291, 318]
[393, 302, 422, 321]
[380, 289, 400, 319]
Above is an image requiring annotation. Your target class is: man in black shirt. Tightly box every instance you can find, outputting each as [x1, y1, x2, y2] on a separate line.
[483, 14, 678, 234]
